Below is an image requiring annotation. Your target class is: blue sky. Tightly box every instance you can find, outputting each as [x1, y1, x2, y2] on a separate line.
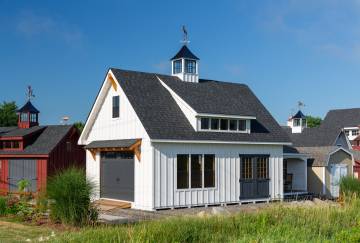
[1, 0, 359, 125]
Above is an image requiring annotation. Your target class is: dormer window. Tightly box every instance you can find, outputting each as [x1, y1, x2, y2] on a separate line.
[173, 60, 182, 74]
[293, 119, 301, 127]
[185, 59, 196, 73]
[198, 117, 251, 133]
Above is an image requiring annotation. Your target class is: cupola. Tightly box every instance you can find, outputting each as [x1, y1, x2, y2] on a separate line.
[171, 26, 199, 83]
[17, 86, 39, 129]
[287, 110, 307, 133]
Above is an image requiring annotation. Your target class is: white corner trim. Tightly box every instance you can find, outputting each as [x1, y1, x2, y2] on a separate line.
[156, 76, 197, 115]
[79, 70, 113, 145]
[322, 167, 326, 195]
[150, 139, 292, 146]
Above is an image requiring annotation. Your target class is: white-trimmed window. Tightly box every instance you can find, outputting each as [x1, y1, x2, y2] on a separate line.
[352, 129, 359, 136]
[177, 154, 216, 189]
[198, 117, 250, 133]
[112, 96, 120, 118]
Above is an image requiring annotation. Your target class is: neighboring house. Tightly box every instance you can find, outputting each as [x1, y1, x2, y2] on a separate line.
[321, 108, 360, 146]
[0, 100, 85, 193]
[284, 112, 355, 198]
[79, 44, 292, 211]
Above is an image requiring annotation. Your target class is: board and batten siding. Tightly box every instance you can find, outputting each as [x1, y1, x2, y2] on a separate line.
[152, 142, 283, 209]
[83, 75, 154, 210]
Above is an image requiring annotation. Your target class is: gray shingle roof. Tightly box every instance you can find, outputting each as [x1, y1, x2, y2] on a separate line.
[110, 68, 290, 143]
[296, 146, 340, 166]
[321, 108, 360, 128]
[283, 127, 342, 147]
[0, 125, 73, 155]
[85, 139, 138, 149]
[1, 126, 45, 137]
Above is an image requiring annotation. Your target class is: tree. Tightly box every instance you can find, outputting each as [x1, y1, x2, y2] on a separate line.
[0, 101, 18, 127]
[306, 115, 322, 128]
[74, 121, 85, 133]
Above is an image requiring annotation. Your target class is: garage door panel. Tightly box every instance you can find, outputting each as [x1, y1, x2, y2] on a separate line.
[8, 159, 37, 192]
[100, 152, 134, 201]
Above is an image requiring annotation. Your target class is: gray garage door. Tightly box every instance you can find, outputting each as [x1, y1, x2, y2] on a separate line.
[8, 159, 37, 192]
[100, 152, 134, 201]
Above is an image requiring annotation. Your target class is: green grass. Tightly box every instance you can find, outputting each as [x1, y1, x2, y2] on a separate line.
[1, 199, 360, 242]
[55, 200, 360, 243]
[0, 219, 56, 243]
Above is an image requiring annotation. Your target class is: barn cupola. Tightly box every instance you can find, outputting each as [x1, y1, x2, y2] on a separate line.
[171, 26, 199, 83]
[17, 86, 40, 129]
[287, 110, 307, 134]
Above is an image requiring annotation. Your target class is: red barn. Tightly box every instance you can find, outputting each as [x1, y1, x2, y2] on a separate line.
[0, 100, 85, 193]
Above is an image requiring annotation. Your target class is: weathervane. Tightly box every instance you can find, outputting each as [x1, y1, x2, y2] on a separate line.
[297, 101, 305, 110]
[181, 25, 190, 45]
[26, 85, 35, 102]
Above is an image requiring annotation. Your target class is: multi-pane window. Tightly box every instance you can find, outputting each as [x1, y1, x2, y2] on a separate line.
[21, 113, 28, 122]
[185, 60, 196, 73]
[293, 119, 301, 127]
[345, 130, 350, 136]
[240, 156, 269, 180]
[112, 96, 120, 118]
[177, 154, 216, 189]
[204, 154, 215, 187]
[257, 157, 268, 179]
[211, 119, 220, 130]
[177, 155, 189, 189]
[30, 113, 37, 123]
[302, 119, 307, 127]
[352, 130, 359, 136]
[229, 119, 237, 131]
[220, 119, 228, 130]
[173, 60, 182, 74]
[199, 117, 249, 133]
[200, 118, 210, 130]
[241, 157, 253, 179]
[191, 154, 202, 188]
[238, 120, 246, 131]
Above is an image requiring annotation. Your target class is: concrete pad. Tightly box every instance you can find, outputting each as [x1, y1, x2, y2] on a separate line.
[98, 214, 137, 224]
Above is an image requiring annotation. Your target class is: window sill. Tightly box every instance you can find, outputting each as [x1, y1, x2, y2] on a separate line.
[176, 187, 217, 192]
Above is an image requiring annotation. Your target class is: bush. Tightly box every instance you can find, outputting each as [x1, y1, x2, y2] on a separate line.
[340, 176, 360, 198]
[0, 197, 7, 216]
[47, 167, 97, 226]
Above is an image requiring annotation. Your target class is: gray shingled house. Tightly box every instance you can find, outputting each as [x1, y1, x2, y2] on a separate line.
[284, 111, 356, 198]
[79, 43, 294, 210]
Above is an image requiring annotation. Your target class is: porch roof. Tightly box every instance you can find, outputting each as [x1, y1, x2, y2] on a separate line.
[85, 139, 140, 149]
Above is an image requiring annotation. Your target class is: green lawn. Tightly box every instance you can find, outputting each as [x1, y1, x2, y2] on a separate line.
[0, 220, 57, 243]
[2, 201, 360, 243]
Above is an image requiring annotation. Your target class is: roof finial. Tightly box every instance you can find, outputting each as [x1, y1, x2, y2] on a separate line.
[26, 85, 35, 102]
[181, 25, 190, 45]
[297, 101, 305, 111]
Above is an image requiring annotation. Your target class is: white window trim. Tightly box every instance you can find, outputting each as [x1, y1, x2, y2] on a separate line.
[176, 154, 217, 191]
[197, 117, 250, 134]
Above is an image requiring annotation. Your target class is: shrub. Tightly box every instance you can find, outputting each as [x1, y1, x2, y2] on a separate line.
[47, 167, 97, 226]
[340, 176, 360, 198]
[0, 197, 7, 216]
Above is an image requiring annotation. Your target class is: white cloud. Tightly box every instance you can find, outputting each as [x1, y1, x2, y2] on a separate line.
[16, 10, 83, 46]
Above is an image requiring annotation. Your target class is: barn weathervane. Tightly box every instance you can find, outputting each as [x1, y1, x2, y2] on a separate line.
[181, 25, 190, 45]
[26, 85, 35, 102]
[297, 101, 305, 110]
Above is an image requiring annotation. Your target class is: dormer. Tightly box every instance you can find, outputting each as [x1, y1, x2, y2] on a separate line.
[171, 45, 199, 83]
[287, 110, 307, 133]
[17, 101, 40, 129]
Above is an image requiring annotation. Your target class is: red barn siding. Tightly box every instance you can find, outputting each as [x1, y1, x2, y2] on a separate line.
[47, 127, 85, 177]
[0, 160, 8, 193]
[37, 159, 47, 192]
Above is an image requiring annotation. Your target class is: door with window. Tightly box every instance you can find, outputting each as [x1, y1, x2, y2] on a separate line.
[239, 155, 270, 199]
